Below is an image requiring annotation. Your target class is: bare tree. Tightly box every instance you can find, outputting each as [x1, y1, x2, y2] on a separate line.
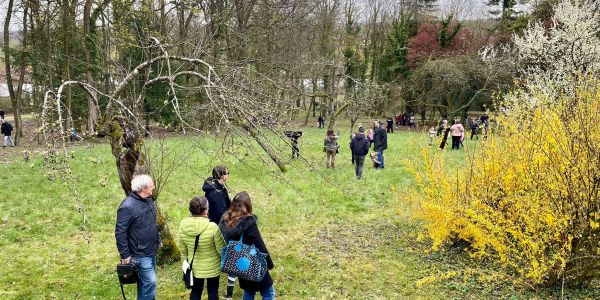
[3, 0, 28, 145]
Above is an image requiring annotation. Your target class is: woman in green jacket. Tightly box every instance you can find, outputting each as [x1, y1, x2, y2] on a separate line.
[179, 196, 226, 300]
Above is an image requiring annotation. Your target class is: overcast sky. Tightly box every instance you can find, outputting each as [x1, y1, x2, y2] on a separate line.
[0, 0, 528, 32]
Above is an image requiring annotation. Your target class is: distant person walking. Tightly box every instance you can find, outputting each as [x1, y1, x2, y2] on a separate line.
[218, 192, 275, 300]
[409, 114, 416, 128]
[386, 117, 394, 133]
[437, 117, 448, 136]
[480, 114, 489, 137]
[179, 196, 226, 300]
[439, 126, 451, 150]
[373, 120, 387, 169]
[428, 126, 437, 145]
[470, 117, 480, 140]
[1, 120, 14, 147]
[317, 115, 325, 128]
[324, 129, 339, 168]
[115, 174, 161, 300]
[350, 126, 370, 179]
[450, 120, 465, 150]
[366, 129, 374, 148]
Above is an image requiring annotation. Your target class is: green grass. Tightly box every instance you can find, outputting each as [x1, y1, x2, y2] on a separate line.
[1, 126, 599, 299]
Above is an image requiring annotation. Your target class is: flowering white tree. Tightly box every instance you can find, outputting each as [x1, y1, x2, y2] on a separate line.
[513, 0, 600, 86]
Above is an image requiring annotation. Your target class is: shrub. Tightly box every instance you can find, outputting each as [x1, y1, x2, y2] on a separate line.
[405, 76, 600, 287]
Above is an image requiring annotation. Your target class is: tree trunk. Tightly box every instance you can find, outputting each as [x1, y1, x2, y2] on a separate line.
[327, 102, 350, 131]
[303, 98, 313, 126]
[108, 116, 180, 265]
[312, 78, 317, 117]
[3, 0, 24, 145]
[350, 116, 357, 134]
[83, 0, 98, 134]
[61, 0, 73, 131]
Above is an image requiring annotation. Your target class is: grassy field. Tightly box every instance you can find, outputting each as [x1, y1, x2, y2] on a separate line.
[0, 125, 598, 299]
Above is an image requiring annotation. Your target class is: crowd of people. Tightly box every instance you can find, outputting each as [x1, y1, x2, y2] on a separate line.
[427, 114, 490, 150]
[116, 168, 274, 300]
[321, 120, 388, 179]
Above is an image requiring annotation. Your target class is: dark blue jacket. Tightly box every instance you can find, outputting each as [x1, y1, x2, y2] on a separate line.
[350, 133, 370, 156]
[115, 192, 160, 259]
[373, 126, 388, 152]
[203, 179, 231, 223]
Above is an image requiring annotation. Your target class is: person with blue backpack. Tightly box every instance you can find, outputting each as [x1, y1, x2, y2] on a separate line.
[218, 191, 275, 300]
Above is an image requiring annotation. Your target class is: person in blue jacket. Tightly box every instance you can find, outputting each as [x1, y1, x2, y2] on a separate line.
[115, 174, 161, 300]
[350, 126, 370, 179]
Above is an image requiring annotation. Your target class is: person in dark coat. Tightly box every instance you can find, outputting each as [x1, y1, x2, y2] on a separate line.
[202, 165, 234, 298]
[115, 174, 161, 300]
[372, 120, 388, 169]
[317, 115, 325, 128]
[219, 192, 275, 300]
[350, 126, 370, 179]
[386, 117, 394, 133]
[202, 165, 231, 224]
[1, 119, 14, 147]
[439, 127, 451, 149]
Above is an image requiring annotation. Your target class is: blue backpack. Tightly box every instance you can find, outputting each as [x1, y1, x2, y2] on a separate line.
[220, 234, 268, 282]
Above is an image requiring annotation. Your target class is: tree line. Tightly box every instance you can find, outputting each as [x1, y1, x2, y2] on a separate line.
[2, 0, 560, 146]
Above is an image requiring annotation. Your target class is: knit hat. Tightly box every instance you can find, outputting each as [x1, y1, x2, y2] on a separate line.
[358, 126, 365, 133]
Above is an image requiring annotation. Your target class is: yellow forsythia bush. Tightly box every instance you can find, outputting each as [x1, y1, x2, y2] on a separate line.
[406, 77, 600, 286]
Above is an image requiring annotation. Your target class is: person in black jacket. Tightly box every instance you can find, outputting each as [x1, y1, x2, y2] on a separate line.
[219, 192, 275, 300]
[373, 120, 388, 169]
[1, 119, 14, 147]
[350, 126, 370, 179]
[202, 165, 234, 298]
[115, 174, 162, 300]
[203, 165, 231, 224]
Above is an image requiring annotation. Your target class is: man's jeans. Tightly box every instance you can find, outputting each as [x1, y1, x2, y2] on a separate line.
[376, 151, 384, 169]
[242, 285, 275, 300]
[132, 256, 156, 300]
[3, 136, 14, 147]
[354, 155, 366, 178]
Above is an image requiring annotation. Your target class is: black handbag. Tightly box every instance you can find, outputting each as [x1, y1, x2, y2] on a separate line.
[183, 234, 200, 289]
[116, 262, 138, 300]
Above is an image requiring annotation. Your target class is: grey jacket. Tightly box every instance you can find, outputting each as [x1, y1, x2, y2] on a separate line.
[324, 135, 339, 151]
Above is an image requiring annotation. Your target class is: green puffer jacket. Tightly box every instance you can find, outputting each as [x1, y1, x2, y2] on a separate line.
[178, 216, 226, 278]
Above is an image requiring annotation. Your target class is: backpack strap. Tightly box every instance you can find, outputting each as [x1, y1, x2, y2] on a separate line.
[189, 234, 200, 269]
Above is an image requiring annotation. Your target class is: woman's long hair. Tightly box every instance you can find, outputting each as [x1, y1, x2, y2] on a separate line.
[222, 191, 253, 227]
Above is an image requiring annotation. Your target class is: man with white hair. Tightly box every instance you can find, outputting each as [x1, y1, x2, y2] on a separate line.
[115, 174, 161, 300]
